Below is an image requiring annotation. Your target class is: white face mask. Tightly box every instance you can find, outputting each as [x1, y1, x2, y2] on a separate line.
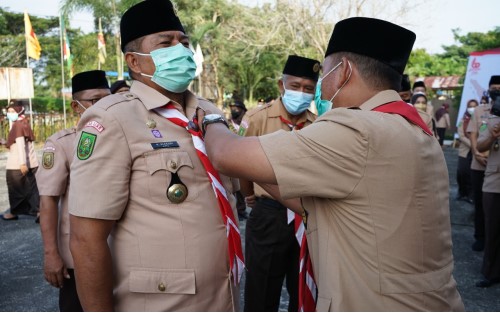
[75, 100, 88, 112]
[467, 107, 475, 115]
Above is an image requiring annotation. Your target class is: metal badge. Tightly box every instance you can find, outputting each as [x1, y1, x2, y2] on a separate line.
[167, 183, 188, 203]
[146, 119, 157, 129]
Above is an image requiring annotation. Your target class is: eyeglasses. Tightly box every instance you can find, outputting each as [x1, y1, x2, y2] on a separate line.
[77, 98, 101, 105]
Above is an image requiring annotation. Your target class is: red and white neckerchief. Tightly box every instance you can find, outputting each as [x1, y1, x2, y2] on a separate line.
[154, 103, 245, 285]
[279, 116, 305, 131]
[295, 213, 317, 311]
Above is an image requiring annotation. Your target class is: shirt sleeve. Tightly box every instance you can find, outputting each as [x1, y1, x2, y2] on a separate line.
[457, 121, 471, 148]
[69, 106, 131, 220]
[36, 138, 68, 196]
[259, 109, 367, 200]
[467, 111, 479, 133]
[15, 137, 26, 166]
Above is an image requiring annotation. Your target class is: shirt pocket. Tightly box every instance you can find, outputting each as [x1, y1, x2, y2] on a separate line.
[129, 268, 196, 294]
[144, 150, 199, 203]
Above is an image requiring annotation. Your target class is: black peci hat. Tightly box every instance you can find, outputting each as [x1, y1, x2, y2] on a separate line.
[230, 100, 247, 111]
[412, 80, 426, 91]
[325, 17, 415, 74]
[72, 70, 109, 95]
[110, 80, 130, 94]
[283, 55, 321, 82]
[120, 0, 185, 52]
[489, 75, 500, 86]
[400, 74, 411, 92]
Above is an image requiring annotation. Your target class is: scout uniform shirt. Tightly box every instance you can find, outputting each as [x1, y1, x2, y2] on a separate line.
[467, 104, 492, 171]
[478, 115, 500, 193]
[69, 81, 239, 312]
[36, 128, 76, 268]
[457, 115, 472, 158]
[259, 90, 464, 311]
[238, 97, 315, 198]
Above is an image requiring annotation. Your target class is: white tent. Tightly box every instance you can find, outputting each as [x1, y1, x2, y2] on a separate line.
[457, 47, 500, 126]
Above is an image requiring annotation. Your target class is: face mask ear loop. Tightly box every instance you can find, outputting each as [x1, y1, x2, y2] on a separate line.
[131, 52, 154, 78]
[329, 61, 352, 102]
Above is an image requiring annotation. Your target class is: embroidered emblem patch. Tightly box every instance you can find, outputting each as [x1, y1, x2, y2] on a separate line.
[77, 132, 97, 160]
[238, 120, 248, 136]
[85, 120, 105, 133]
[151, 129, 162, 138]
[42, 152, 54, 169]
[480, 124, 488, 132]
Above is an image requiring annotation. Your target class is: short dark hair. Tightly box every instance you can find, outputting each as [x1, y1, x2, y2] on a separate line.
[331, 52, 402, 91]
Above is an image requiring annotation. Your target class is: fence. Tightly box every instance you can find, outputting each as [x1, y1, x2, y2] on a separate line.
[0, 113, 78, 147]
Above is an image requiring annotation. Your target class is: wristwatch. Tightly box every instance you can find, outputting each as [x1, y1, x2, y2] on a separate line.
[202, 114, 229, 135]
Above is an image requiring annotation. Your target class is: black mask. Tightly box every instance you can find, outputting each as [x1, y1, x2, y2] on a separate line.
[489, 89, 500, 101]
[231, 110, 241, 119]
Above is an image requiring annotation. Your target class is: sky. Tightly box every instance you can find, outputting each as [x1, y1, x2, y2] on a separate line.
[2, 0, 499, 54]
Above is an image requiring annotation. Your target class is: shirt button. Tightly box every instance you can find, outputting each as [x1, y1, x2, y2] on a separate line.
[158, 282, 166, 292]
[170, 161, 177, 170]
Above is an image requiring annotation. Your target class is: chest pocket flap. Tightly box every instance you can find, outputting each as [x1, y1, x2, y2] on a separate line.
[145, 150, 193, 174]
[129, 268, 195, 294]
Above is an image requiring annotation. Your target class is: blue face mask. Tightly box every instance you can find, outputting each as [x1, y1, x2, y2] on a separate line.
[314, 61, 351, 116]
[135, 43, 197, 93]
[7, 112, 19, 122]
[282, 87, 314, 115]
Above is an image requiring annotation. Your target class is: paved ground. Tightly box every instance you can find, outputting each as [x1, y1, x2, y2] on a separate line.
[0, 146, 499, 311]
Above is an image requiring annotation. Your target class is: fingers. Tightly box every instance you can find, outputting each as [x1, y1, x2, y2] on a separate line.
[44, 269, 64, 288]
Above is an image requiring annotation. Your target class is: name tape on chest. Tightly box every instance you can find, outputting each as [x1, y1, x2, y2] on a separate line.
[151, 141, 180, 150]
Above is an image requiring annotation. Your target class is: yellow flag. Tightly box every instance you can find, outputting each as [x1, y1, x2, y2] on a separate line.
[24, 11, 42, 60]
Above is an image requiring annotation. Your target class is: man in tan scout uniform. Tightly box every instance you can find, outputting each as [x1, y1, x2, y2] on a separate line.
[37, 70, 110, 312]
[68, 0, 241, 311]
[466, 76, 499, 252]
[476, 84, 500, 288]
[239, 55, 318, 312]
[196, 17, 464, 311]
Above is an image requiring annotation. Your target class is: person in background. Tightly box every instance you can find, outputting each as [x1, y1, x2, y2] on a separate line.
[480, 96, 488, 105]
[410, 92, 436, 136]
[475, 95, 500, 288]
[229, 99, 249, 220]
[1, 102, 39, 222]
[435, 103, 451, 146]
[257, 98, 265, 107]
[413, 80, 435, 116]
[466, 76, 499, 252]
[456, 99, 478, 203]
[36, 70, 110, 312]
[110, 80, 130, 94]
[238, 54, 319, 312]
[399, 74, 412, 103]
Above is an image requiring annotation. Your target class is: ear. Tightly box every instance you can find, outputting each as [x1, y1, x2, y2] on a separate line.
[125, 52, 142, 75]
[70, 100, 81, 114]
[336, 56, 352, 88]
[278, 79, 285, 95]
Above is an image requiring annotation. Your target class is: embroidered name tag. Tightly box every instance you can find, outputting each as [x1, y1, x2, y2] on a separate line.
[85, 120, 105, 133]
[151, 141, 180, 150]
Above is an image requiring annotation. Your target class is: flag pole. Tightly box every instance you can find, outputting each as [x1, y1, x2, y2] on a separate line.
[25, 25, 34, 130]
[59, 15, 67, 129]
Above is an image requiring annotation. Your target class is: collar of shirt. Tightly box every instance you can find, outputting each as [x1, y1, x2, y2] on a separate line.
[268, 97, 315, 124]
[359, 90, 401, 111]
[130, 80, 199, 117]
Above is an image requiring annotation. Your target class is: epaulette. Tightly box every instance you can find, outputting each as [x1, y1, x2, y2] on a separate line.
[93, 92, 140, 110]
[245, 103, 271, 118]
[49, 127, 77, 142]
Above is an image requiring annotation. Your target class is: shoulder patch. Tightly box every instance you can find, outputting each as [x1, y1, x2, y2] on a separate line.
[42, 152, 54, 169]
[77, 132, 97, 160]
[480, 123, 488, 132]
[238, 121, 248, 136]
[85, 120, 105, 133]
